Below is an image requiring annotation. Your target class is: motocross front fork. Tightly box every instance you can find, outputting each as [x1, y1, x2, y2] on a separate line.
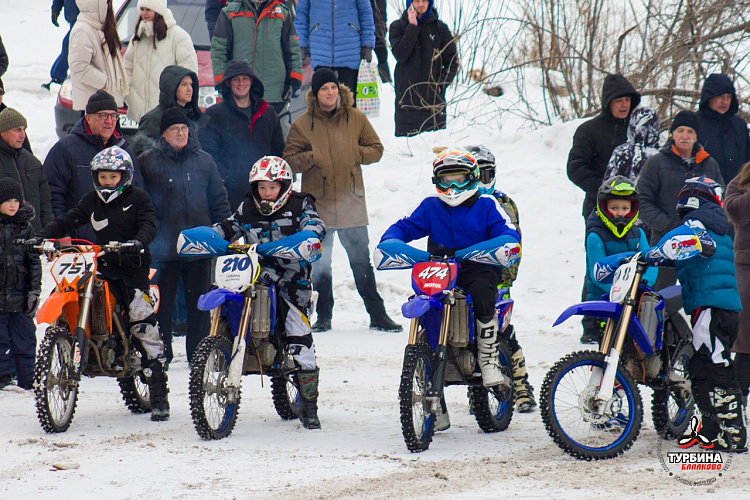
[407, 300, 454, 415]
[72, 275, 96, 379]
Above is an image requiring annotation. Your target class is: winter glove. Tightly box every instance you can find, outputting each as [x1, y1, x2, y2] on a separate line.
[259, 267, 281, 286]
[122, 239, 145, 255]
[361, 46, 373, 62]
[289, 78, 301, 99]
[24, 237, 43, 253]
[25, 293, 40, 317]
[52, 9, 61, 27]
[300, 47, 311, 61]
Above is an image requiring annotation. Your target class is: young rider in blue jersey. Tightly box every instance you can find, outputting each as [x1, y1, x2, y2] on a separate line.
[465, 144, 536, 412]
[585, 176, 656, 342]
[379, 148, 521, 397]
[662, 177, 746, 452]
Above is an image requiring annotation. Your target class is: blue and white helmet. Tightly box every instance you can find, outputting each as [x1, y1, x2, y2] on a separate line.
[464, 145, 496, 194]
[90, 146, 134, 204]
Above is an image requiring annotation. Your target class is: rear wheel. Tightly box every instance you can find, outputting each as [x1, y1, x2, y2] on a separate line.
[399, 343, 436, 452]
[652, 342, 695, 439]
[118, 350, 150, 414]
[189, 331, 239, 440]
[469, 341, 515, 432]
[35, 326, 79, 433]
[271, 368, 301, 420]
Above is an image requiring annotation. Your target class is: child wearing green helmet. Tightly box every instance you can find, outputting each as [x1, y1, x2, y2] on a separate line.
[582, 175, 657, 343]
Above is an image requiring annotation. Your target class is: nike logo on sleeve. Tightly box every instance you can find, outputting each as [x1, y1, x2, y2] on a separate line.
[90, 213, 109, 232]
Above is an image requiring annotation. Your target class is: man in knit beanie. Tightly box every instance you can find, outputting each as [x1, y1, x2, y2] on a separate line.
[0, 108, 52, 232]
[43, 89, 139, 242]
[0, 78, 33, 153]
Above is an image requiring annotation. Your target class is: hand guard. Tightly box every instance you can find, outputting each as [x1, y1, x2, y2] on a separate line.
[177, 226, 229, 256]
[645, 224, 703, 265]
[593, 251, 637, 283]
[455, 235, 521, 267]
[256, 230, 322, 263]
[25, 293, 40, 317]
[374, 239, 430, 270]
[122, 240, 144, 255]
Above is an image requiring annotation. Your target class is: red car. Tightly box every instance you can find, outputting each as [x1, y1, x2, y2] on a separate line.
[54, 0, 311, 138]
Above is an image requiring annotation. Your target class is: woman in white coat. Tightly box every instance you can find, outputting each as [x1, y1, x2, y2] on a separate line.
[123, 0, 198, 122]
[68, 0, 128, 111]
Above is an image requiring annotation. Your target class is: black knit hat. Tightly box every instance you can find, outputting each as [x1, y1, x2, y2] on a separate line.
[160, 107, 189, 133]
[312, 68, 339, 97]
[85, 89, 118, 114]
[670, 110, 701, 136]
[0, 177, 23, 205]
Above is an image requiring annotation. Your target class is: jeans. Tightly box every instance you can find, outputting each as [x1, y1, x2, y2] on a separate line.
[154, 259, 212, 363]
[314, 226, 386, 320]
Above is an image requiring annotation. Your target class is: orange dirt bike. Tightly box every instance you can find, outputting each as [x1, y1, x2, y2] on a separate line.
[30, 239, 160, 433]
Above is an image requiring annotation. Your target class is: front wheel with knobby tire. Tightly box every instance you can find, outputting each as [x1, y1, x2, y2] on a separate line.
[271, 370, 301, 420]
[652, 342, 695, 439]
[189, 333, 239, 440]
[469, 340, 515, 433]
[399, 343, 436, 453]
[540, 350, 643, 460]
[34, 326, 80, 433]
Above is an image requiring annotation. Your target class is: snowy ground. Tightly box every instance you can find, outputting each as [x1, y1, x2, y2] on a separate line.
[1, 1, 749, 499]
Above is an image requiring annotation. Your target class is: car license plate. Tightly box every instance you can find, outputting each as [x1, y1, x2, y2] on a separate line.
[119, 115, 139, 130]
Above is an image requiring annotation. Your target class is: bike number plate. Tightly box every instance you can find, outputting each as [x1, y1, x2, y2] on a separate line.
[215, 254, 258, 292]
[610, 257, 638, 303]
[411, 261, 457, 296]
[50, 252, 95, 288]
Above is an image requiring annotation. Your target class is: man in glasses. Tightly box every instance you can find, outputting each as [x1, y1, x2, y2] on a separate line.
[43, 89, 140, 242]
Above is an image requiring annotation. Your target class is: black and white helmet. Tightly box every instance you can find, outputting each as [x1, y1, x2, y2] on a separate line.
[90, 146, 134, 204]
[464, 145, 496, 194]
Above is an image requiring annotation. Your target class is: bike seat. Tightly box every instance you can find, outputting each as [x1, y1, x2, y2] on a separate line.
[659, 285, 683, 316]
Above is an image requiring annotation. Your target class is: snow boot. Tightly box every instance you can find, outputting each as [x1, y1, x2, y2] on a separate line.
[435, 395, 450, 432]
[144, 359, 170, 422]
[512, 346, 537, 412]
[299, 368, 321, 429]
[311, 318, 331, 333]
[369, 314, 403, 332]
[476, 315, 512, 392]
[711, 384, 747, 453]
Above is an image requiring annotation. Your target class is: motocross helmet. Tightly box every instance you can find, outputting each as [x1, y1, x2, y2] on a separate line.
[596, 175, 639, 238]
[249, 156, 294, 215]
[676, 176, 724, 217]
[464, 145, 496, 194]
[90, 146, 134, 204]
[432, 148, 480, 207]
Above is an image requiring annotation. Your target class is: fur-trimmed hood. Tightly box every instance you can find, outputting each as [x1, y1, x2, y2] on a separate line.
[304, 83, 355, 132]
[0, 201, 35, 225]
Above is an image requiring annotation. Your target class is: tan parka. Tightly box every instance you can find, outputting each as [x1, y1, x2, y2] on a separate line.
[283, 85, 384, 229]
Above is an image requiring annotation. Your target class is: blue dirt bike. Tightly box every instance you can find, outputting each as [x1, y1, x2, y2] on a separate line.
[540, 226, 702, 460]
[375, 237, 521, 452]
[177, 227, 321, 440]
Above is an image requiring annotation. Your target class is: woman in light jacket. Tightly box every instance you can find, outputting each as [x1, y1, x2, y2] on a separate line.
[123, 0, 198, 122]
[68, 0, 128, 111]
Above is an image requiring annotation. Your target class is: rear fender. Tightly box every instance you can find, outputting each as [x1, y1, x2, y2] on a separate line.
[553, 300, 654, 354]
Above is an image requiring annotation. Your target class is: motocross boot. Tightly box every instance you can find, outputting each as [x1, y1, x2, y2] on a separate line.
[144, 358, 170, 422]
[299, 368, 321, 429]
[476, 315, 512, 392]
[435, 395, 450, 432]
[710, 384, 748, 453]
[693, 380, 720, 444]
[511, 346, 537, 412]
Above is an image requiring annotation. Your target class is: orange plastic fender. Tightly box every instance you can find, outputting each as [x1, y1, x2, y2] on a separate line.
[36, 290, 79, 327]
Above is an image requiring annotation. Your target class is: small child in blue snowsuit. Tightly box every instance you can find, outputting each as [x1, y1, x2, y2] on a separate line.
[584, 176, 656, 343]
[0, 178, 42, 390]
[379, 148, 521, 394]
[658, 176, 747, 452]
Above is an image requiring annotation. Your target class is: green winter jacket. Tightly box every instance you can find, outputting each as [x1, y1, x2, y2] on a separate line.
[211, 0, 302, 104]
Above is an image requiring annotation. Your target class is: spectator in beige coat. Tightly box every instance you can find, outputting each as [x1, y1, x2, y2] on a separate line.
[69, 0, 128, 111]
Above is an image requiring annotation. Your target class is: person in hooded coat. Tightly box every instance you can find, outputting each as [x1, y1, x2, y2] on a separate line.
[604, 107, 661, 184]
[132, 65, 206, 156]
[200, 60, 284, 210]
[389, 0, 459, 137]
[567, 74, 642, 219]
[698, 73, 750, 184]
[123, 0, 198, 122]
